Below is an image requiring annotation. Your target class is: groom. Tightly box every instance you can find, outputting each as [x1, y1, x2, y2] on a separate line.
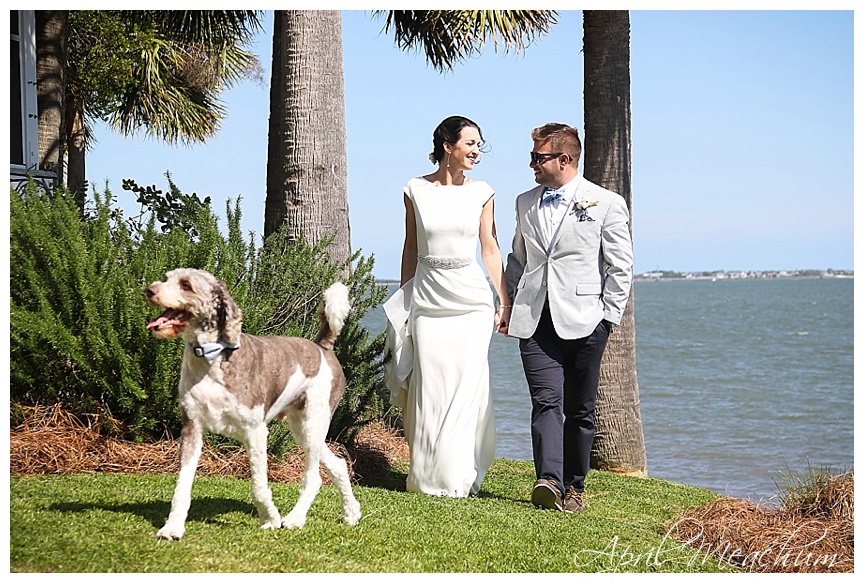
[499, 122, 633, 513]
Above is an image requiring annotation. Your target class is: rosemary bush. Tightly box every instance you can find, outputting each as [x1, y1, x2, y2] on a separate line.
[9, 179, 390, 446]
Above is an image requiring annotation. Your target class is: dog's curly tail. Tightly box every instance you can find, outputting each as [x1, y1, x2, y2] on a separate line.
[314, 282, 351, 350]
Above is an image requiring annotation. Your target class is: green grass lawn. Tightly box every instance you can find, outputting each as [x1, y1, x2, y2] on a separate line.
[10, 458, 733, 573]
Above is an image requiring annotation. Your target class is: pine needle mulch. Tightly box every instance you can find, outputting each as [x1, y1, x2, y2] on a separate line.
[671, 471, 853, 573]
[9, 404, 409, 486]
[10, 405, 852, 573]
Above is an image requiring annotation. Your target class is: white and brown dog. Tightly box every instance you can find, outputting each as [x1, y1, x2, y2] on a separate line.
[145, 268, 361, 540]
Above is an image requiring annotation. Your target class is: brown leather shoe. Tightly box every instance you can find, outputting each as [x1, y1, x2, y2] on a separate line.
[531, 479, 562, 510]
[563, 487, 586, 514]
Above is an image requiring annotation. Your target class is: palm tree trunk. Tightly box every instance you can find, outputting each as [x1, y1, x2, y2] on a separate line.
[35, 10, 67, 187]
[583, 10, 647, 477]
[265, 10, 351, 268]
[65, 104, 87, 210]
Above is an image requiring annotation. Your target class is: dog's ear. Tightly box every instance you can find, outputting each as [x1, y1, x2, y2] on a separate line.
[214, 280, 242, 344]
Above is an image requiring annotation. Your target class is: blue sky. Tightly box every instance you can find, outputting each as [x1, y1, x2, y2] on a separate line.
[86, 9, 855, 279]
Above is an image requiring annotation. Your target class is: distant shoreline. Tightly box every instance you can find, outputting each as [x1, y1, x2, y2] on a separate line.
[375, 272, 853, 285]
[634, 274, 853, 282]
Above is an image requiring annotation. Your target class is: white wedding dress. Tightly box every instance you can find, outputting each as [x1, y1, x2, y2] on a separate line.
[385, 177, 497, 497]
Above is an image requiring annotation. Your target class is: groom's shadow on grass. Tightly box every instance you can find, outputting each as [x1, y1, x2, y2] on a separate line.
[50, 497, 256, 530]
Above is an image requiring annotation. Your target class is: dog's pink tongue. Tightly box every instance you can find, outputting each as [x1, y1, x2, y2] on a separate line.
[147, 309, 183, 331]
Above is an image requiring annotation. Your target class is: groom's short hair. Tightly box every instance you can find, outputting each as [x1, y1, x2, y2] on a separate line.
[531, 123, 582, 165]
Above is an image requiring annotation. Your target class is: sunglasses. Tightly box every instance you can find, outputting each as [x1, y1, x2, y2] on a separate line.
[530, 151, 570, 164]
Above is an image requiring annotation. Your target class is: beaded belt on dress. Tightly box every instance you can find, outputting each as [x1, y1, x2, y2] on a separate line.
[417, 254, 472, 269]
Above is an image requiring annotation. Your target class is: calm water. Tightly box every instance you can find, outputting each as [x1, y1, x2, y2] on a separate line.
[364, 278, 854, 500]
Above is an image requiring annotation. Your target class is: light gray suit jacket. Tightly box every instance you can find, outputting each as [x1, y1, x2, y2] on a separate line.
[504, 174, 634, 340]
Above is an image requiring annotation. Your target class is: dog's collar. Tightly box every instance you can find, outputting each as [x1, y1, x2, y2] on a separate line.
[189, 339, 241, 363]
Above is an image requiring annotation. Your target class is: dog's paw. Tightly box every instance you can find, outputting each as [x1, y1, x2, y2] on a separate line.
[281, 512, 307, 529]
[343, 501, 362, 526]
[156, 523, 185, 540]
[260, 516, 281, 530]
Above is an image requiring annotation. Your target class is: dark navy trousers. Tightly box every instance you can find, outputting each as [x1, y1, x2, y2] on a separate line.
[519, 302, 610, 494]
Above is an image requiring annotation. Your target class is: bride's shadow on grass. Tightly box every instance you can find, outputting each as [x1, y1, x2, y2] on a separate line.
[355, 461, 527, 504]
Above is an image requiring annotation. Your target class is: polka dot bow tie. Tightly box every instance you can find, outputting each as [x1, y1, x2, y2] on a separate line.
[542, 188, 566, 204]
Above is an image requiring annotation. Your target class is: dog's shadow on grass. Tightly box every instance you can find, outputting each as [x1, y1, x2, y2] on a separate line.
[50, 497, 256, 529]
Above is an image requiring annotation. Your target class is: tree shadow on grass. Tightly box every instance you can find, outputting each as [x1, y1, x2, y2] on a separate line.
[49, 497, 256, 529]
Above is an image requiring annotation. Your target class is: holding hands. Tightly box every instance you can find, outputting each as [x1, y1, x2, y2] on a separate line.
[495, 304, 511, 335]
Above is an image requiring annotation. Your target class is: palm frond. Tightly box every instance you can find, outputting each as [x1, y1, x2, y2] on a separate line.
[373, 10, 558, 71]
[175, 43, 262, 92]
[102, 13, 264, 145]
[108, 37, 224, 145]
[120, 10, 263, 46]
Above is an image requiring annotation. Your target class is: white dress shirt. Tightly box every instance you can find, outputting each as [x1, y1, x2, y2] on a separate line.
[538, 175, 579, 253]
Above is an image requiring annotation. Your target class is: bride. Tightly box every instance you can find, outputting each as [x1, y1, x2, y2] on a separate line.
[385, 115, 509, 497]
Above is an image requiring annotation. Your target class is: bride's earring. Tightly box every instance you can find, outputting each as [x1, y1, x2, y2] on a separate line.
[446, 152, 451, 169]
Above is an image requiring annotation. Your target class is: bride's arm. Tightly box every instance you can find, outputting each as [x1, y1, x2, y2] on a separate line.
[479, 197, 510, 326]
[400, 194, 418, 286]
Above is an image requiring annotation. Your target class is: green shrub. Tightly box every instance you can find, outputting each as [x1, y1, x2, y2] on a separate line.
[9, 178, 391, 447]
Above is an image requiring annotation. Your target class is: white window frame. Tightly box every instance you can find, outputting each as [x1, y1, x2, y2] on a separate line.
[11, 10, 40, 177]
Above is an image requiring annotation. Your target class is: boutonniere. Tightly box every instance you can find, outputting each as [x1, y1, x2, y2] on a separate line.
[570, 198, 598, 221]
